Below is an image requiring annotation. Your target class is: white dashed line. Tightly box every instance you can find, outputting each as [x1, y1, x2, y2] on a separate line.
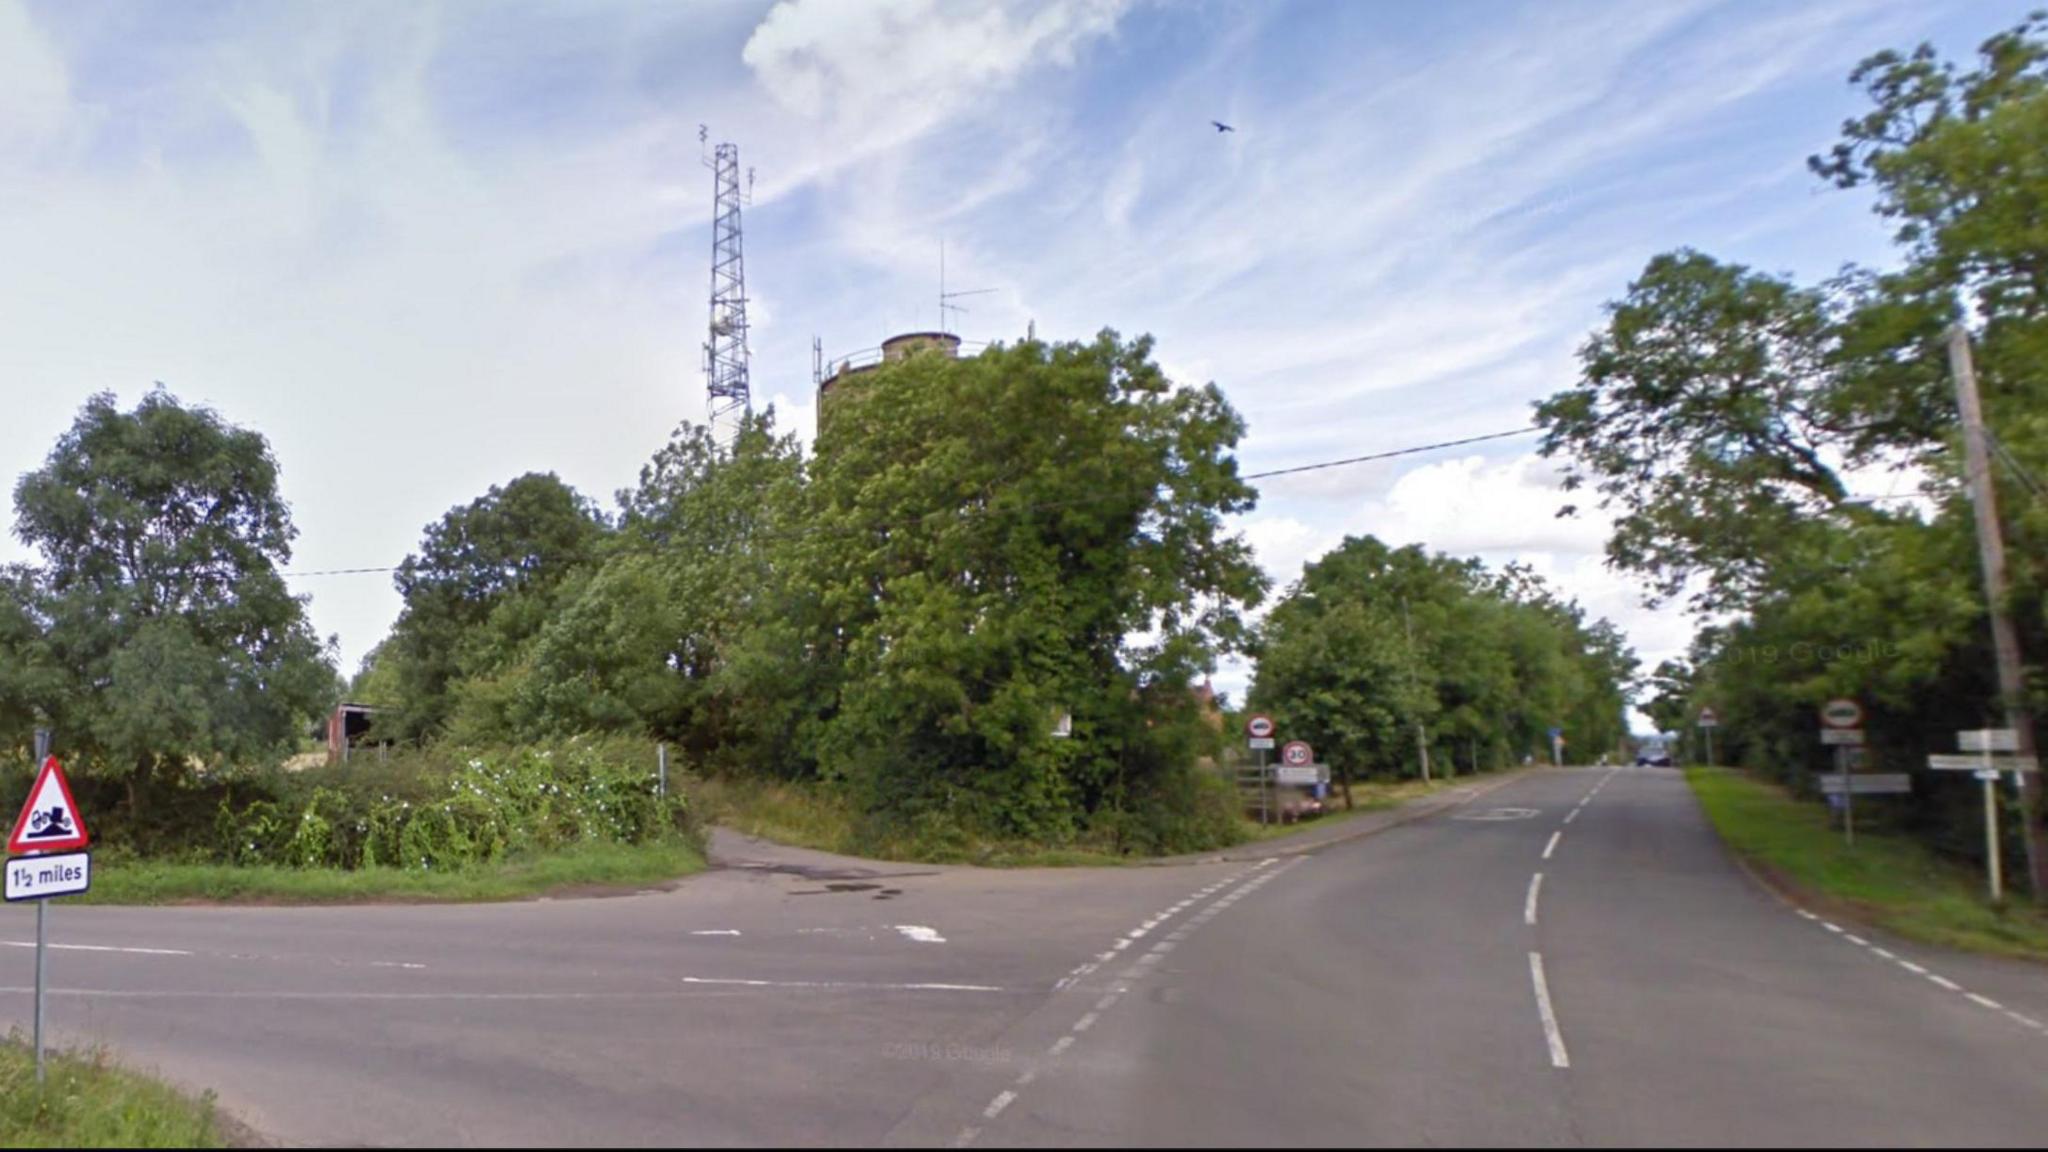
[1528, 951, 1570, 1069]
[1525, 873, 1544, 927]
[1542, 832, 1561, 860]
[1563, 809, 1579, 825]
[893, 926, 947, 944]
[1790, 905, 2048, 1039]
[963, 859, 1308, 1148]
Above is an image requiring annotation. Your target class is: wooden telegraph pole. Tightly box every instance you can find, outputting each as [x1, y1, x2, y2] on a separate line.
[1948, 325, 2045, 901]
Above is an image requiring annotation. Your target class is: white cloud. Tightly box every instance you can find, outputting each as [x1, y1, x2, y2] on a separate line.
[1364, 454, 1609, 558]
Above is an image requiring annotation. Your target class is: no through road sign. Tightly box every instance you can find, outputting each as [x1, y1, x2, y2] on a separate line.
[1820, 698, 1864, 730]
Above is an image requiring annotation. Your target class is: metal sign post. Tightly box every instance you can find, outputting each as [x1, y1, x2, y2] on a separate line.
[1698, 708, 1719, 768]
[31, 728, 49, 1087]
[10, 734, 94, 1089]
[1818, 701, 1863, 848]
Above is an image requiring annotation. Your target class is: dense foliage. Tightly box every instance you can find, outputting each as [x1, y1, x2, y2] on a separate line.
[0, 739, 688, 872]
[357, 333, 1261, 855]
[1250, 536, 1634, 796]
[1536, 13, 2048, 894]
[0, 390, 334, 808]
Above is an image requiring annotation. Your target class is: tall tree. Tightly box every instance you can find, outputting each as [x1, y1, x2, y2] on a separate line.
[1537, 10, 2048, 897]
[803, 332, 1265, 846]
[379, 471, 609, 740]
[10, 388, 334, 791]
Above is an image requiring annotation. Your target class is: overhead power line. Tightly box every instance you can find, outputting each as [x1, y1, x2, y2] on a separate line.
[279, 425, 1546, 578]
[1242, 427, 1537, 481]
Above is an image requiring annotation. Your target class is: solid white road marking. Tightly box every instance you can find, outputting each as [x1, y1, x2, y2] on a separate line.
[894, 926, 947, 944]
[1542, 832, 1561, 860]
[1844, 935, 1868, 947]
[2006, 1011, 2043, 1030]
[679, 977, 1004, 992]
[1871, 948, 1896, 960]
[1900, 961, 1929, 975]
[1525, 873, 1544, 927]
[1927, 974, 1962, 992]
[984, 1091, 1016, 1119]
[1528, 952, 1571, 1069]
[1822, 922, 1843, 934]
[690, 930, 741, 937]
[0, 941, 193, 957]
[1967, 993, 2003, 1011]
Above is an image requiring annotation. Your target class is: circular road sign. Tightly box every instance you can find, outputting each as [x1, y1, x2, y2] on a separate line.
[1820, 698, 1863, 730]
[1247, 714, 1276, 740]
[1281, 740, 1313, 767]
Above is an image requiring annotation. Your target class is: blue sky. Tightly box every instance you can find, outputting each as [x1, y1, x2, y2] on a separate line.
[0, 0, 2015, 720]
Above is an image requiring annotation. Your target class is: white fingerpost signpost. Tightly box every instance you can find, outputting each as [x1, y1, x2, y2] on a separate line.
[1818, 699, 1865, 847]
[7, 731, 92, 1087]
[1929, 728, 2039, 903]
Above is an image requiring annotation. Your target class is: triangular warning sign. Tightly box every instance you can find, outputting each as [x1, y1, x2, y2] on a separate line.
[8, 757, 89, 855]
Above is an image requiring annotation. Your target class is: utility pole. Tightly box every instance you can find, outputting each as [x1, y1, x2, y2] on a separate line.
[1402, 599, 1431, 784]
[1948, 324, 2045, 900]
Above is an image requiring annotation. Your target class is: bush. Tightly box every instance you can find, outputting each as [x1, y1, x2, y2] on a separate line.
[3, 738, 694, 874]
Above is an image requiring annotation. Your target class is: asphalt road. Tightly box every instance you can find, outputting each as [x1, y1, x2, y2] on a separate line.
[5, 766, 2048, 1146]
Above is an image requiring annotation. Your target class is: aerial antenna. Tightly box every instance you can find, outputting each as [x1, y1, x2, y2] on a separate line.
[938, 240, 995, 335]
[702, 132, 751, 447]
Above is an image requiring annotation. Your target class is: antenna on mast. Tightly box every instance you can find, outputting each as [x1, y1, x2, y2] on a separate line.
[702, 132, 751, 447]
[938, 240, 996, 335]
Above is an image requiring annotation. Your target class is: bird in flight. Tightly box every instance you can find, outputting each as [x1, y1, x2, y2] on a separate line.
[1212, 120, 1235, 133]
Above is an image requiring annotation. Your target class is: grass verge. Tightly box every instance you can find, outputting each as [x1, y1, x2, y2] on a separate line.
[1687, 766, 2048, 960]
[695, 772, 1486, 863]
[73, 837, 706, 906]
[1238, 777, 1468, 843]
[0, 1035, 222, 1148]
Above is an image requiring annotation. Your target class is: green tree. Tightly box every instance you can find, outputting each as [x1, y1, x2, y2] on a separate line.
[1536, 10, 2048, 895]
[521, 410, 813, 771]
[803, 332, 1265, 849]
[1251, 536, 1636, 789]
[9, 389, 334, 796]
[377, 472, 609, 740]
